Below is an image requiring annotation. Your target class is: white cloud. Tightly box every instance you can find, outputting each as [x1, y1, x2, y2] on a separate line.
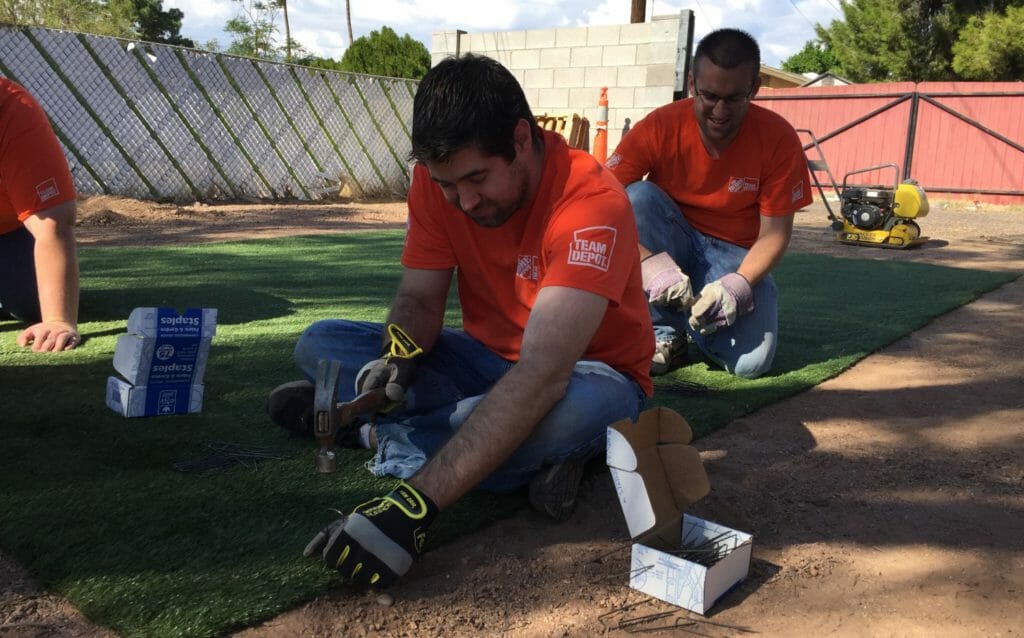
[164, 0, 844, 66]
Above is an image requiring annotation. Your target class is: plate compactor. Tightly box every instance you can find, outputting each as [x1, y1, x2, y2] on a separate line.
[802, 130, 930, 249]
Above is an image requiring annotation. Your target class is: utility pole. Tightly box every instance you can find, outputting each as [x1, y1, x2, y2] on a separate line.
[282, 0, 292, 61]
[345, 0, 353, 45]
[630, 0, 646, 23]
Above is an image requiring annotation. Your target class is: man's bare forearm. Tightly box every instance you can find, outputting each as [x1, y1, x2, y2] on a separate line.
[381, 268, 453, 354]
[409, 359, 567, 509]
[407, 286, 608, 510]
[384, 291, 444, 353]
[28, 203, 79, 326]
[736, 216, 793, 285]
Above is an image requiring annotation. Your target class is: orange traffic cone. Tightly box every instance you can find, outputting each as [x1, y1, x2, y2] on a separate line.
[593, 87, 608, 164]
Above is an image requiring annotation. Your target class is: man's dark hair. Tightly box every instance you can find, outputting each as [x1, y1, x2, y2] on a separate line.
[693, 28, 761, 84]
[410, 54, 541, 163]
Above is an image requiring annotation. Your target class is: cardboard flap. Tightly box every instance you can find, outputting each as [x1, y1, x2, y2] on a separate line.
[659, 444, 711, 507]
[607, 407, 708, 541]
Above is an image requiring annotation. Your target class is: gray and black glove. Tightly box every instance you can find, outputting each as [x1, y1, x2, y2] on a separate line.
[354, 323, 423, 409]
[303, 481, 438, 588]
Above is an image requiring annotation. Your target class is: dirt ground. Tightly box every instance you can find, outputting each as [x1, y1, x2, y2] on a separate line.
[2, 194, 1023, 637]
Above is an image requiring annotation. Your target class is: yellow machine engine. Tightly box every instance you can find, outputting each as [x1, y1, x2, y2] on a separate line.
[835, 172, 930, 249]
[801, 130, 930, 250]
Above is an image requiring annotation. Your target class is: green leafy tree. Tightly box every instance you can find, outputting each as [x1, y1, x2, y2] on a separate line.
[816, 0, 1024, 81]
[224, 0, 282, 59]
[126, 0, 193, 46]
[952, 5, 1024, 79]
[781, 39, 840, 75]
[0, 0, 192, 45]
[340, 26, 429, 79]
[294, 54, 345, 71]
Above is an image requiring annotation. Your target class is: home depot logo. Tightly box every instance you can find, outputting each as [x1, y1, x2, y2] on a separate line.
[728, 177, 759, 193]
[568, 226, 617, 272]
[516, 254, 539, 281]
[35, 178, 60, 203]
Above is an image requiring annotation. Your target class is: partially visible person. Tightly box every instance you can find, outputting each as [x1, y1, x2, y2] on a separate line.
[0, 77, 80, 352]
[607, 28, 811, 379]
[270, 54, 653, 588]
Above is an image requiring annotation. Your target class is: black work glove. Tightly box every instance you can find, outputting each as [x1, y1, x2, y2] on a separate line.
[354, 323, 423, 408]
[303, 481, 438, 588]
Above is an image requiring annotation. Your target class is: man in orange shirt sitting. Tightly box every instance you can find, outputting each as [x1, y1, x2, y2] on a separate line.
[269, 54, 653, 587]
[607, 28, 811, 379]
[0, 78, 81, 352]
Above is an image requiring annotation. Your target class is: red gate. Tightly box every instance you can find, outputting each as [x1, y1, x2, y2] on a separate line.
[755, 82, 1024, 205]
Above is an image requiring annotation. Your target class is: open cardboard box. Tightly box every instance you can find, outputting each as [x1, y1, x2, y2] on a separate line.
[607, 406, 753, 614]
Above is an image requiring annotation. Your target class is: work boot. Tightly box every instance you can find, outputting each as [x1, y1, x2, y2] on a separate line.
[528, 459, 585, 522]
[266, 380, 368, 448]
[267, 380, 315, 436]
[650, 334, 689, 376]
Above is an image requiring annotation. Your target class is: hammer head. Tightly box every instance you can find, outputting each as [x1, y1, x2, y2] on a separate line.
[313, 359, 342, 473]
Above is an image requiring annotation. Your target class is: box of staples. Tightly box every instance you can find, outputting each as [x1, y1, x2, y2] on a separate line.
[606, 407, 753, 614]
[106, 307, 216, 417]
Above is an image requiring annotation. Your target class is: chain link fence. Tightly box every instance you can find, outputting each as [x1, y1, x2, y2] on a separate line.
[0, 25, 416, 202]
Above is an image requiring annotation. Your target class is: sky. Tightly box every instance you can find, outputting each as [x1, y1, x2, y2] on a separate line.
[163, 0, 846, 68]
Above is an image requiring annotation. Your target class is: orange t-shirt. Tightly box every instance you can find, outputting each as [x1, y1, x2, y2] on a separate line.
[403, 131, 654, 395]
[607, 99, 812, 248]
[0, 78, 76, 235]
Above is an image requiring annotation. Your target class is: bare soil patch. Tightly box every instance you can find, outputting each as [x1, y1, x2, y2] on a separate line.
[3, 195, 1023, 637]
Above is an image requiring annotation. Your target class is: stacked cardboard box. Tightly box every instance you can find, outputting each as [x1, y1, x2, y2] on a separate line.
[106, 307, 217, 417]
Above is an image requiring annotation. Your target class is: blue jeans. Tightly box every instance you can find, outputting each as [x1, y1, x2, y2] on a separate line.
[0, 227, 41, 322]
[627, 181, 777, 378]
[293, 319, 647, 492]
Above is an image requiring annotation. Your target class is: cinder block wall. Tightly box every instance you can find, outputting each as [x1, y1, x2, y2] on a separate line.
[432, 14, 685, 153]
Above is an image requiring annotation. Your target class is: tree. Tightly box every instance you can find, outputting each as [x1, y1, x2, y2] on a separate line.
[952, 5, 1024, 80]
[815, 0, 1024, 82]
[781, 39, 839, 75]
[127, 0, 193, 46]
[224, 0, 282, 59]
[0, 0, 192, 45]
[339, 26, 429, 79]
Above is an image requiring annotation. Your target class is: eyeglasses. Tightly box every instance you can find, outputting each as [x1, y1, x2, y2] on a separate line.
[694, 85, 753, 108]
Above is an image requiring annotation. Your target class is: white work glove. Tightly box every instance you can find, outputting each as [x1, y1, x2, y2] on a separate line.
[688, 273, 754, 335]
[641, 252, 695, 310]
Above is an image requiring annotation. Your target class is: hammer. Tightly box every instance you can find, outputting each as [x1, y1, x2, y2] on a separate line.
[312, 359, 387, 473]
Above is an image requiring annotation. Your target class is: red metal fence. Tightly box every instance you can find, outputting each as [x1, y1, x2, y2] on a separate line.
[755, 82, 1024, 205]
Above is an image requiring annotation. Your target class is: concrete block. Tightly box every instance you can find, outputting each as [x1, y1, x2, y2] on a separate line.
[523, 88, 541, 109]
[617, 66, 648, 87]
[650, 15, 682, 41]
[526, 29, 556, 49]
[510, 49, 541, 70]
[554, 67, 586, 88]
[499, 30, 527, 49]
[607, 87, 636, 109]
[431, 31, 457, 56]
[646, 63, 677, 87]
[556, 27, 588, 48]
[603, 45, 637, 67]
[537, 88, 569, 109]
[540, 47, 571, 68]
[638, 41, 679, 65]
[568, 87, 602, 111]
[635, 86, 674, 108]
[587, 25, 621, 46]
[584, 66, 618, 87]
[620, 23, 652, 45]
[524, 68, 554, 89]
[570, 46, 603, 68]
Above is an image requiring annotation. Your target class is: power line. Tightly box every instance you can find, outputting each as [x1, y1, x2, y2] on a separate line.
[787, 0, 820, 31]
